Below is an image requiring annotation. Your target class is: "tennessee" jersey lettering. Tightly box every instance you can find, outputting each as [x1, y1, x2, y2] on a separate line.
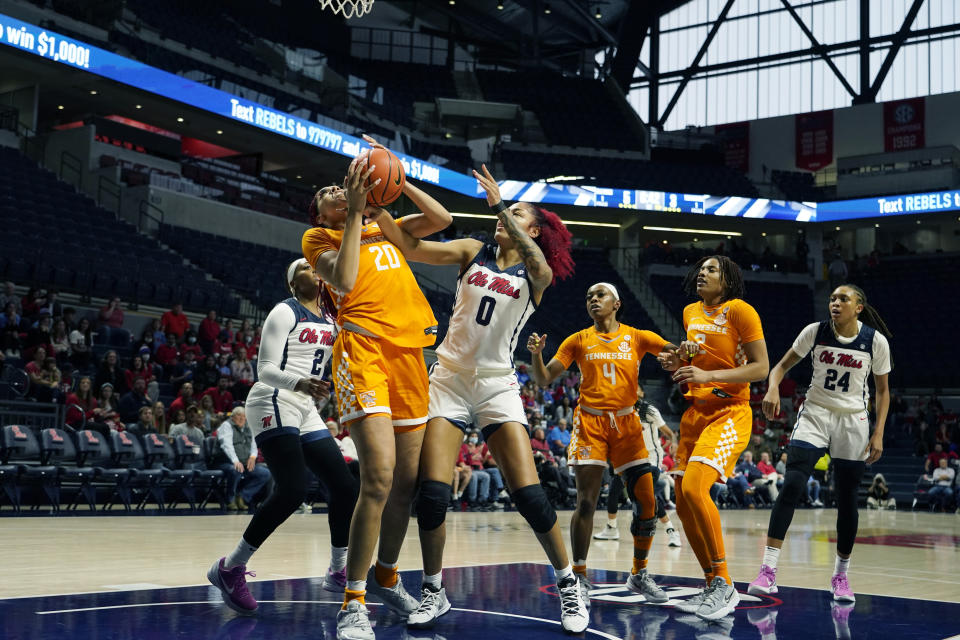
[585, 351, 634, 361]
[687, 322, 729, 335]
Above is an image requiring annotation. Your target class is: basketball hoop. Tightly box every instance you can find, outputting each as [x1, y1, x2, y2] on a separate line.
[319, 0, 374, 19]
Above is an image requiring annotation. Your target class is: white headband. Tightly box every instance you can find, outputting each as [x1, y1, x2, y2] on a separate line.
[594, 282, 620, 300]
[286, 259, 308, 290]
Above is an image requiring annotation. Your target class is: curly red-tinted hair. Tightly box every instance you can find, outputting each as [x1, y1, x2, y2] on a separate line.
[527, 205, 574, 284]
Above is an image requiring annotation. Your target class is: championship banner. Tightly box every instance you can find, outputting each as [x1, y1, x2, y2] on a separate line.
[716, 121, 750, 173]
[884, 97, 925, 152]
[795, 110, 833, 171]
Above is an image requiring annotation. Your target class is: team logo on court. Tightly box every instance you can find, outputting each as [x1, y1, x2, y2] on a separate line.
[261, 416, 272, 428]
[713, 306, 729, 326]
[538, 581, 778, 609]
[359, 391, 377, 407]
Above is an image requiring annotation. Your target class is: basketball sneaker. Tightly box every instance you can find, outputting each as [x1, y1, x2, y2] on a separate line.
[830, 573, 856, 602]
[695, 577, 740, 620]
[674, 585, 710, 613]
[747, 608, 778, 639]
[407, 583, 451, 629]
[666, 527, 682, 548]
[748, 565, 778, 595]
[593, 523, 620, 540]
[557, 574, 589, 633]
[675, 614, 735, 639]
[625, 570, 669, 604]
[337, 599, 375, 640]
[323, 567, 347, 593]
[578, 574, 593, 609]
[207, 557, 258, 614]
[366, 565, 419, 616]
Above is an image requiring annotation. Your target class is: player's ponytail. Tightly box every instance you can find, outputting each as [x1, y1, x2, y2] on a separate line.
[526, 204, 575, 284]
[844, 284, 893, 338]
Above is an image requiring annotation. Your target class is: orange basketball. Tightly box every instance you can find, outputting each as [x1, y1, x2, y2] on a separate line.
[364, 147, 406, 207]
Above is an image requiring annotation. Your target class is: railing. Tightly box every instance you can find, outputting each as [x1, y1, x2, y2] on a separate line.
[138, 199, 165, 236]
[97, 175, 122, 217]
[59, 150, 82, 189]
[0, 400, 65, 430]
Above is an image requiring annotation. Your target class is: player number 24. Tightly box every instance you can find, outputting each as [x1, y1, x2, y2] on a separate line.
[823, 368, 850, 392]
[369, 245, 401, 271]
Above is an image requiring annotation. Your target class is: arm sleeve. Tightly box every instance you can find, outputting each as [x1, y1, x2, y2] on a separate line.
[734, 300, 765, 344]
[218, 422, 239, 464]
[871, 333, 892, 375]
[302, 228, 336, 269]
[635, 329, 668, 357]
[256, 304, 301, 391]
[553, 333, 580, 369]
[790, 323, 820, 358]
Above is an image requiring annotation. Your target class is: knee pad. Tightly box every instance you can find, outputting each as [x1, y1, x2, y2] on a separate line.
[624, 465, 654, 503]
[416, 480, 452, 531]
[630, 514, 657, 537]
[513, 483, 557, 533]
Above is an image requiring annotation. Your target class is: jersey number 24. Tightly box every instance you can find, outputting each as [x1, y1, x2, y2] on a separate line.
[823, 368, 850, 392]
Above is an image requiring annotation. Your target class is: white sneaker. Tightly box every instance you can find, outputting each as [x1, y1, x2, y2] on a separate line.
[666, 527, 682, 548]
[407, 583, 451, 629]
[674, 587, 709, 613]
[695, 577, 740, 620]
[337, 600, 374, 640]
[578, 574, 593, 609]
[557, 575, 589, 633]
[812, 499, 824, 507]
[366, 566, 419, 616]
[593, 523, 620, 540]
[625, 569, 669, 604]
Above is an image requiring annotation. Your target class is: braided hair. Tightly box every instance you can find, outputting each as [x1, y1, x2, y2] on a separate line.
[635, 384, 652, 422]
[682, 255, 745, 302]
[839, 284, 892, 338]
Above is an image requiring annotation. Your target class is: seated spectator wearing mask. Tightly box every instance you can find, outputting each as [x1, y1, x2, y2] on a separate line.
[215, 407, 271, 512]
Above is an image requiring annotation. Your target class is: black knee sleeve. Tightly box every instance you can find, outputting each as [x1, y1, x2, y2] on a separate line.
[416, 480, 452, 531]
[834, 459, 865, 556]
[630, 513, 657, 537]
[513, 483, 557, 533]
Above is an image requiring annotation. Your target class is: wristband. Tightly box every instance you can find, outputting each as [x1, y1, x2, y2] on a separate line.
[490, 200, 508, 214]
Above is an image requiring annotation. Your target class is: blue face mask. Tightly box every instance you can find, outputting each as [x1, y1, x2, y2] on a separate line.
[468, 437, 479, 445]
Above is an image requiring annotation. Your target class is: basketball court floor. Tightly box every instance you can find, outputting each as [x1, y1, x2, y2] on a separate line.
[1, 508, 958, 639]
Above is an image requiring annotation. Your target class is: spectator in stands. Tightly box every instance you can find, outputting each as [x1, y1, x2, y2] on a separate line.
[828, 252, 848, 291]
[516, 363, 530, 386]
[756, 451, 781, 501]
[554, 396, 574, 425]
[119, 377, 152, 423]
[168, 382, 195, 419]
[195, 355, 221, 391]
[98, 297, 124, 342]
[0, 281, 20, 314]
[925, 443, 957, 472]
[0, 301, 21, 330]
[25, 349, 61, 402]
[453, 451, 472, 504]
[216, 353, 232, 377]
[181, 330, 204, 360]
[148, 319, 166, 346]
[137, 326, 156, 354]
[328, 419, 360, 480]
[38, 290, 61, 319]
[230, 347, 254, 400]
[926, 458, 956, 512]
[127, 405, 158, 436]
[50, 319, 71, 366]
[199, 310, 220, 353]
[198, 393, 222, 433]
[94, 350, 127, 394]
[161, 302, 190, 339]
[530, 427, 569, 495]
[0, 302, 23, 359]
[65, 376, 97, 429]
[62, 307, 76, 331]
[547, 418, 571, 460]
[170, 405, 206, 447]
[169, 408, 188, 434]
[236, 330, 257, 361]
[69, 317, 93, 371]
[216, 407, 270, 511]
[26, 312, 54, 360]
[727, 455, 759, 508]
[203, 375, 236, 414]
[218, 319, 235, 345]
[155, 332, 180, 374]
[170, 349, 199, 392]
[866, 473, 895, 510]
[95, 382, 122, 431]
[152, 401, 168, 435]
[125, 354, 159, 403]
[460, 432, 492, 508]
[20, 287, 45, 320]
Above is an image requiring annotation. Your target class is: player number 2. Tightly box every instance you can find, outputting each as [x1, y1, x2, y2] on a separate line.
[310, 348, 327, 376]
[823, 368, 850, 392]
[602, 362, 616, 387]
[369, 244, 401, 271]
[475, 296, 496, 326]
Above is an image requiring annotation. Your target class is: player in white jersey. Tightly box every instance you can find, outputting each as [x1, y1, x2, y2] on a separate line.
[207, 259, 359, 615]
[748, 284, 892, 604]
[369, 165, 588, 633]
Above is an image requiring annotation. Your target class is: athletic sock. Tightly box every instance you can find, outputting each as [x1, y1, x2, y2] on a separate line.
[330, 545, 348, 572]
[762, 546, 781, 569]
[344, 583, 366, 607]
[703, 567, 715, 585]
[555, 564, 574, 583]
[662, 518, 675, 531]
[711, 559, 731, 585]
[632, 536, 654, 574]
[224, 538, 258, 569]
[422, 572, 442, 589]
[834, 555, 850, 575]
[606, 517, 617, 527]
[375, 559, 399, 588]
[572, 563, 587, 578]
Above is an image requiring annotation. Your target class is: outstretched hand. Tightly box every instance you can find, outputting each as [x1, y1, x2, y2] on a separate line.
[472, 164, 503, 207]
[362, 133, 386, 151]
[527, 332, 548, 355]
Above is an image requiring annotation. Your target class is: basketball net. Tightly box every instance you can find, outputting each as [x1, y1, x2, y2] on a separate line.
[319, 0, 374, 19]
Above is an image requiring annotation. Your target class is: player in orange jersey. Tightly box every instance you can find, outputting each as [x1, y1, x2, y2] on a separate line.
[528, 282, 677, 606]
[302, 140, 452, 640]
[657, 255, 769, 621]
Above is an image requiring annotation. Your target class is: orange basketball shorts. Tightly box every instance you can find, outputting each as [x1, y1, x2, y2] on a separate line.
[672, 401, 752, 481]
[567, 406, 650, 473]
[331, 329, 428, 432]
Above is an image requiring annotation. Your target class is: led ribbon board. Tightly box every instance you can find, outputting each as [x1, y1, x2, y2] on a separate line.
[3, 12, 960, 223]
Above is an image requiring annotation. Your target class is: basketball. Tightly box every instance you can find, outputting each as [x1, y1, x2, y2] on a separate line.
[363, 147, 405, 207]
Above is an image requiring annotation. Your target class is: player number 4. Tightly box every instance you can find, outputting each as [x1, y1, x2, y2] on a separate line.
[602, 362, 616, 387]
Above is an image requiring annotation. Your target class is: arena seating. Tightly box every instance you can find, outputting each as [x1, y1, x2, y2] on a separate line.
[772, 169, 821, 202]
[0, 147, 240, 316]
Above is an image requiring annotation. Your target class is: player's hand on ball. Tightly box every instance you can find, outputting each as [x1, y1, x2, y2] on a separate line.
[657, 347, 681, 371]
[761, 389, 781, 421]
[345, 152, 379, 213]
[472, 164, 503, 207]
[672, 365, 712, 385]
[362, 133, 387, 151]
[527, 333, 547, 355]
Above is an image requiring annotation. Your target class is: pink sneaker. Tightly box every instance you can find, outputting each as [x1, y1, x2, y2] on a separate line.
[322, 567, 347, 593]
[831, 601, 855, 639]
[748, 564, 778, 595]
[207, 557, 258, 614]
[831, 573, 856, 602]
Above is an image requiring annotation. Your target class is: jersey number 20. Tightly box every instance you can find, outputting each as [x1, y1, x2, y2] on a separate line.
[823, 369, 850, 392]
[369, 245, 401, 271]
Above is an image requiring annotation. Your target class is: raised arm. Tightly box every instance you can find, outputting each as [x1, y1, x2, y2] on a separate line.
[526, 332, 567, 386]
[474, 164, 553, 293]
[367, 208, 481, 269]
